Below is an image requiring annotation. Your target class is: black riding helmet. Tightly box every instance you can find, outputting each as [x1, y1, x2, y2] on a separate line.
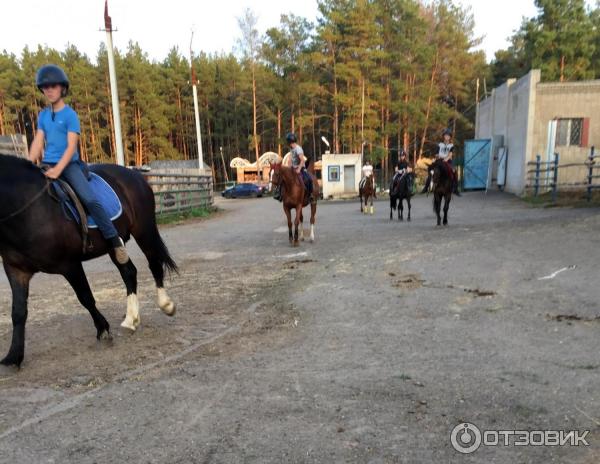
[286, 132, 297, 144]
[442, 128, 452, 137]
[36, 65, 70, 97]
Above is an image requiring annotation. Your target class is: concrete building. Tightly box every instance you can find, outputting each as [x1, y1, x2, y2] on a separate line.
[476, 69, 599, 194]
[321, 153, 362, 199]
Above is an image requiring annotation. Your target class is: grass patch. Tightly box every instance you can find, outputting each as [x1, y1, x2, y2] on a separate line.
[522, 190, 600, 208]
[156, 206, 217, 225]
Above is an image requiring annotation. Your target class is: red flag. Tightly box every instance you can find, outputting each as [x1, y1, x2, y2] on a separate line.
[104, 0, 112, 31]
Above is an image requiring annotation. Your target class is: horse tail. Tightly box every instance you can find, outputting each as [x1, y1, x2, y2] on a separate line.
[390, 195, 397, 210]
[154, 232, 179, 275]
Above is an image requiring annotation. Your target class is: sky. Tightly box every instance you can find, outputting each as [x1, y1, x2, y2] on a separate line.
[0, 0, 592, 63]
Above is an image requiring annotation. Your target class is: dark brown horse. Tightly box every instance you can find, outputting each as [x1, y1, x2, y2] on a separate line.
[359, 175, 375, 215]
[0, 155, 178, 367]
[430, 159, 453, 226]
[389, 172, 414, 221]
[269, 162, 319, 246]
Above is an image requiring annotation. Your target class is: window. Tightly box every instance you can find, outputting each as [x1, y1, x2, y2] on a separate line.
[555, 118, 583, 147]
[328, 165, 340, 182]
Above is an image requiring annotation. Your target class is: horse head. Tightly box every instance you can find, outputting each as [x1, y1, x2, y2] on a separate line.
[269, 162, 282, 192]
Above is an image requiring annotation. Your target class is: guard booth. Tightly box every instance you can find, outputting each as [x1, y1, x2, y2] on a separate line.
[321, 153, 362, 199]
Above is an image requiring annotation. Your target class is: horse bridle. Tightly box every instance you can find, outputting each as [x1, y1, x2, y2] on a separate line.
[0, 177, 51, 224]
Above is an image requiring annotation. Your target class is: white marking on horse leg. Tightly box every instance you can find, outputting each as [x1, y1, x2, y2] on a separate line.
[121, 293, 140, 331]
[310, 224, 315, 242]
[299, 220, 305, 241]
[158, 287, 176, 316]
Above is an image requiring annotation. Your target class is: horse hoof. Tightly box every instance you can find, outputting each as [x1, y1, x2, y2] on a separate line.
[293, 241, 299, 247]
[160, 300, 176, 316]
[0, 354, 22, 369]
[120, 317, 137, 332]
[97, 329, 113, 342]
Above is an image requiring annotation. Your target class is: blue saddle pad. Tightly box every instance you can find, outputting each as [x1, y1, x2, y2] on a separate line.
[62, 173, 122, 228]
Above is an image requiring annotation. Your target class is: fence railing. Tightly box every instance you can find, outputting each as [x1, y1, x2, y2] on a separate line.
[525, 147, 597, 203]
[142, 172, 213, 215]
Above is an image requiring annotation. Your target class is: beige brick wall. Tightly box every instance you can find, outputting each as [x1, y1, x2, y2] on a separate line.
[533, 82, 600, 185]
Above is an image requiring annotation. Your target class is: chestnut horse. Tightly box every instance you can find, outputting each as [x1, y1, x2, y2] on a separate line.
[269, 162, 319, 246]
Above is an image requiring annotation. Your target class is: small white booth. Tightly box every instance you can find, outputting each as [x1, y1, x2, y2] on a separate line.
[321, 153, 362, 199]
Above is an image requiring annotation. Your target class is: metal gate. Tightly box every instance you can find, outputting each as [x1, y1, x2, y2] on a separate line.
[464, 139, 492, 190]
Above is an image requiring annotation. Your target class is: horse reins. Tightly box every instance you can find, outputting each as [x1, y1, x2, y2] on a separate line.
[0, 178, 51, 224]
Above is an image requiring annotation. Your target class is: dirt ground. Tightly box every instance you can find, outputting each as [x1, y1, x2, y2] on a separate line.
[0, 192, 599, 463]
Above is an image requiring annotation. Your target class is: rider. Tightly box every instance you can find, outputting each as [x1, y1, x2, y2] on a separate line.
[421, 128, 461, 196]
[28, 64, 129, 264]
[361, 159, 375, 196]
[392, 149, 413, 192]
[287, 132, 313, 200]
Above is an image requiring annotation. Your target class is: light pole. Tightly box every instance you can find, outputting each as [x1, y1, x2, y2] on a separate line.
[190, 31, 204, 174]
[102, 0, 124, 166]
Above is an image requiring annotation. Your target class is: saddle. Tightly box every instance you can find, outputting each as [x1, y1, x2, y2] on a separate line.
[48, 171, 123, 253]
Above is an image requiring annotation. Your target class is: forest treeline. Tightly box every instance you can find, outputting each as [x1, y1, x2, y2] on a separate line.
[0, 0, 598, 182]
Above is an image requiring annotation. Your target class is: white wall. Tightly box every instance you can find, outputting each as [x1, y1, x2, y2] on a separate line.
[475, 71, 540, 194]
[321, 153, 362, 199]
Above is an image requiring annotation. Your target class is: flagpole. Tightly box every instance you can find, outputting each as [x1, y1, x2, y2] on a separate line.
[103, 1, 125, 166]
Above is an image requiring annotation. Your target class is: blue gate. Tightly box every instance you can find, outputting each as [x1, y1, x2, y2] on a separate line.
[464, 139, 492, 190]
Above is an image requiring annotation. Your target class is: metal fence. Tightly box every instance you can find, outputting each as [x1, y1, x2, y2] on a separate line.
[142, 172, 213, 215]
[525, 147, 598, 203]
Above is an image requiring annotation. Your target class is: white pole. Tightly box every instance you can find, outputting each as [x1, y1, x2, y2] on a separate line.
[190, 31, 204, 174]
[104, 2, 124, 166]
[192, 84, 204, 173]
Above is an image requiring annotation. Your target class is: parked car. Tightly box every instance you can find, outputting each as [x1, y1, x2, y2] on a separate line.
[221, 183, 265, 199]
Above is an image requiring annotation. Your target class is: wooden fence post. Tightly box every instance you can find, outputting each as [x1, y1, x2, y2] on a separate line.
[534, 154, 541, 197]
[551, 152, 559, 204]
[588, 146, 595, 203]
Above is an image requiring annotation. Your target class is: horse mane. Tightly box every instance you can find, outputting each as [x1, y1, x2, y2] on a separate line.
[0, 154, 42, 181]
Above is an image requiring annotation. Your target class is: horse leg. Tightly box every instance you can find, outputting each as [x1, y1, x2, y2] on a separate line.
[389, 197, 393, 221]
[108, 253, 140, 331]
[133, 229, 176, 316]
[293, 206, 301, 246]
[399, 198, 404, 221]
[360, 193, 364, 213]
[309, 202, 316, 242]
[0, 263, 32, 367]
[370, 194, 374, 215]
[299, 209, 305, 241]
[285, 206, 293, 244]
[435, 194, 442, 226]
[407, 197, 411, 222]
[64, 263, 111, 340]
[443, 194, 451, 226]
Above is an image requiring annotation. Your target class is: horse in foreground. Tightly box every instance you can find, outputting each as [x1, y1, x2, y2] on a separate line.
[0, 155, 178, 367]
[359, 175, 375, 215]
[269, 162, 319, 246]
[389, 172, 414, 221]
[429, 159, 453, 226]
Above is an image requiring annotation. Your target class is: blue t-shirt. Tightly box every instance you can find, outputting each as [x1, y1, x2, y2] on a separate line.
[38, 105, 80, 164]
